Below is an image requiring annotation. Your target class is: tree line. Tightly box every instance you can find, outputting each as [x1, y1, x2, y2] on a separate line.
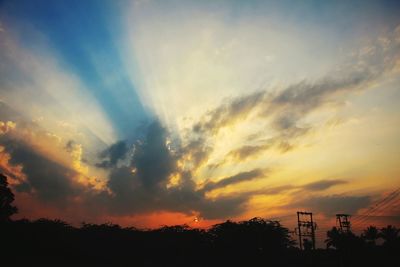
[1, 173, 399, 266]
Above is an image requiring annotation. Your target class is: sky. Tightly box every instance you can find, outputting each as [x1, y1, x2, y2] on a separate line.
[0, 0, 399, 242]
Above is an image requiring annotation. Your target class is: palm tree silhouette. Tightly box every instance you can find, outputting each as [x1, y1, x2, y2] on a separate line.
[325, 227, 341, 249]
[362, 226, 379, 246]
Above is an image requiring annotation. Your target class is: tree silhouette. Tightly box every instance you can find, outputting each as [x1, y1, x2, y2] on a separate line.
[325, 226, 341, 249]
[2, 178, 400, 267]
[325, 227, 363, 250]
[303, 238, 313, 250]
[362, 226, 379, 246]
[0, 173, 18, 221]
[380, 225, 399, 246]
[1, 214, 400, 266]
[209, 217, 295, 253]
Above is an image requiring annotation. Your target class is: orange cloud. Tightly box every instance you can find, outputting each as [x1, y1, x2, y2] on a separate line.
[0, 121, 16, 134]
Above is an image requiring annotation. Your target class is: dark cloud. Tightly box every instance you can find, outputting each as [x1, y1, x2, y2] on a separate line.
[93, 120, 259, 219]
[103, 171, 251, 219]
[132, 121, 176, 189]
[0, 118, 360, 221]
[0, 119, 249, 220]
[14, 182, 31, 193]
[65, 140, 75, 153]
[96, 140, 129, 169]
[201, 169, 266, 192]
[0, 137, 82, 203]
[96, 122, 355, 220]
[302, 179, 347, 191]
[103, 121, 178, 212]
[251, 179, 348, 196]
[288, 195, 371, 216]
[107, 166, 139, 198]
[193, 195, 249, 219]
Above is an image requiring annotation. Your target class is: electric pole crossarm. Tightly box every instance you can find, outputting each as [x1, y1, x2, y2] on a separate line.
[296, 211, 317, 250]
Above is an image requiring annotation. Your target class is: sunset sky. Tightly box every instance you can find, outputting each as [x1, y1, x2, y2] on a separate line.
[0, 0, 399, 239]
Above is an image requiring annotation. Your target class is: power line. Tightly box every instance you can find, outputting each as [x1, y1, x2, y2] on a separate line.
[352, 192, 400, 227]
[355, 192, 399, 223]
[351, 188, 400, 225]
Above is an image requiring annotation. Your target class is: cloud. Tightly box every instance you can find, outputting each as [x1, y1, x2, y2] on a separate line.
[225, 130, 309, 163]
[227, 144, 272, 161]
[89, 112, 368, 220]
[0, 118, 252, 220]
[184, 26, 400, 171]
[288, 195, 371, 215]
[193, 91, 265, 135]
[96, 140, 129, 169]
[1, 11, 398, 224]
[201, 169, 266, 192]
[192, 195, 249, 220]
[132, 121, 177, 189]
[102, 120, 178, 212]
[192, 73, 371, 142]
[0, 137, 82, 203]
[182, 136, 213, 170]
[189, 73, 367, 169]
[251, 179, 348, 196]
[0, 121, 16, 134]
[302, 179, 347, 191]
[102, 121, 182, 209]
[104, 175, 346, 218]
[91, 120, 259, 219]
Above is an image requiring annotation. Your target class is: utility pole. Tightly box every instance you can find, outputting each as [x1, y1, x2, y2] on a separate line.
[297, 212, 303, 250]
[336, 214, 351, 233]
[296, 211, 317, 250]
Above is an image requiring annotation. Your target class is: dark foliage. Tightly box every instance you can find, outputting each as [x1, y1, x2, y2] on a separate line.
[1, 174, 399, 266]
[0, 217, 296, 266]
[1, 218, 399, 267]
[0, 173, 17, 221]
[323, 226, 399, 267]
